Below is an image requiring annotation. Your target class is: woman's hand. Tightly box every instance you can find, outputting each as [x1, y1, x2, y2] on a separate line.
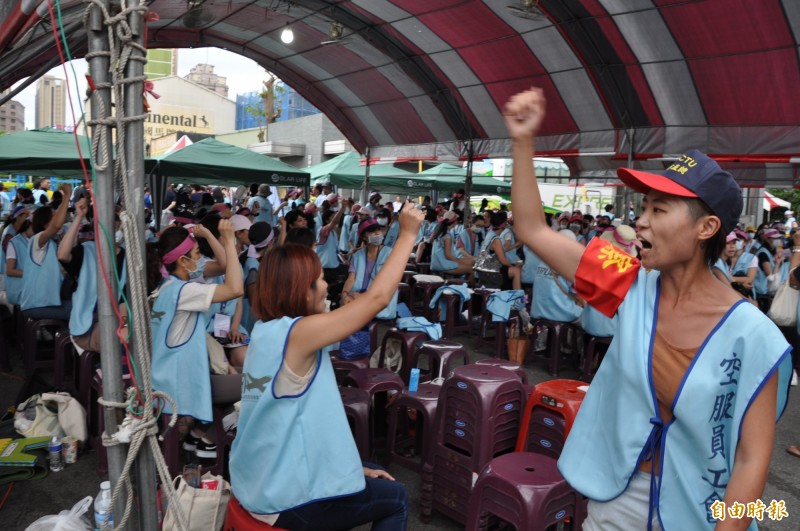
[228, 330, 246, 344]
[363, 466, 395, 481]
[192, 223, 212, 240]
[503, 87, 546, 141]
[218, 218, 235, 242]
[398, 201, 423, 236]
[74, 197, 89, 219]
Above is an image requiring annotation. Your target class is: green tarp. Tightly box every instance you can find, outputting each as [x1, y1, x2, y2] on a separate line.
[155, 138, 310, 187]
[0, 129, 95, 177]
[419, 164, 511, 195]
[308, 152, 437, 193]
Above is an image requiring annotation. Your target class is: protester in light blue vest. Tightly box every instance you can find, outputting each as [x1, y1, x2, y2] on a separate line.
[0, 205, 30, 278]
[247, 184, 282, 227]
[316, 206, 345, 306]
[431, 210, 474, 282]
[413, 206, 438, 263]
[340, 217, 397, 319]
[338, 199, 358, 252]
[240, 221, 275, 335]
[530, 229, 583, 323]
[147, 221, 243, 460]
[20, 184, 72, 320]
[711, 233, 737, 285]
[230, 202, 422, 529]
[456, 213, 485, 258]
[383, 208, 401, 248]
[482, 210, 522, 290]
[754, 228, 782, 299]
[508, 89, 790, 530]
[4, 221, 32, 306]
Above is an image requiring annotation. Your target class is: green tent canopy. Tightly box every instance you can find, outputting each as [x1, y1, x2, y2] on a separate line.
[308, 152, 436, 194]
[155, 138, 309, 187]
[419, 163, 510, 195]
[0, 129, 96, 176]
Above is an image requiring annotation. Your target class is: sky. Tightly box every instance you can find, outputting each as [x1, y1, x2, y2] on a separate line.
[11, 47, 269, 130]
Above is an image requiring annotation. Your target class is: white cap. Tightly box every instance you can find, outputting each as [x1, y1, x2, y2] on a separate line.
[786, 210, 794, 215]
[231, 214, 252, 232]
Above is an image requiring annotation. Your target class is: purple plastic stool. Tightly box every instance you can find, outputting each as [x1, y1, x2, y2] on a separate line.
[339, 386, 371, 460]
[415, 339, 469, 382]
[379, 328, 429, 385]
[466, 452, 585, 531]
[580, 334, 612, 382]
[386, 383, 441, 472]
[474, 358, 528, 384]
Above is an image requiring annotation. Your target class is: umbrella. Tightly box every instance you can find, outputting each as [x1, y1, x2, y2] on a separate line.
[764, 191, 790, 211]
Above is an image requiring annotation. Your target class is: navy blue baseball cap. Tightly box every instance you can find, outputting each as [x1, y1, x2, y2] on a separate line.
[617, 150, 743, 233]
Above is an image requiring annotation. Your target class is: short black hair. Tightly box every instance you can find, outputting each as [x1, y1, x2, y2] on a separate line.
[685, 197, 725, 267]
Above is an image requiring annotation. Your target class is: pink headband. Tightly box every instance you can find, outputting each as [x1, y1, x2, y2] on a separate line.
[160, 235, 195, 278]
[611, 227, 642, 254]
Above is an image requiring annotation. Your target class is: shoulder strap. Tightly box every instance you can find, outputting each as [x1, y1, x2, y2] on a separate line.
[552, 271, 585, 307]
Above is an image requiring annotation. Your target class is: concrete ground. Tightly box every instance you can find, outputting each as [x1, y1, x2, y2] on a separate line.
[0, 324, 798, 530]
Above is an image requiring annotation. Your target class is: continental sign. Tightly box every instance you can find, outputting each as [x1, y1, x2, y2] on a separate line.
[143, 105, 214, 142]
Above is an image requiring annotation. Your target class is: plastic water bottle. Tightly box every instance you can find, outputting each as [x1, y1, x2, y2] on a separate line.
[94, 481, 114, 530]
[409, 368, 420, 392]
[48, 434, 63, 472]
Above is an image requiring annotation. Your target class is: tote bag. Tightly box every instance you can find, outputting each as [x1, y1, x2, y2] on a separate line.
[767, 278, 799, 327]
[162, 472, 231, 531]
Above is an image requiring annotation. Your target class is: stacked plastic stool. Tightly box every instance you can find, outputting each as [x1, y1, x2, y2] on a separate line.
[339, 386, 372, 460]
[22, 317, 67, 377]
[465, 452, 585, 531]
[421, 364, 527, 525]
[223, 495, 288, 530]
[415, 339, 469, 383]
[580, 334, 613, 382]
[386, 383, 441, 473]
[516, 379, 587, 459]
[474, 358, 528, 385]
[342, 368, 405, 459]
[409, 277, 444, 319]
[529, 319, 580, 376]
[378, 328, 429, 385]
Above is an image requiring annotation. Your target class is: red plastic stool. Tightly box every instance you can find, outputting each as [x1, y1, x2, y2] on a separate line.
[579, 334, 612, 382]
[379, 328, 429, 385]
[516, 379, 587, 457]
[386, 383, 441, 472]
[465, 452, 585, 531]
[339, 386, 371, 460]
[474, 358, 528, 385]
[223, 495, 288, 530]
[415, 339, 469, 382]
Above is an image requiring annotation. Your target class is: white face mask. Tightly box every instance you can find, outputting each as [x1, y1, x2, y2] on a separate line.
[115, 229, 124, 245]
[367, 233, 384, 246]
[471, 226, 484, 234]
[735, 240, 743, 251]
[376, 217, 389, 227]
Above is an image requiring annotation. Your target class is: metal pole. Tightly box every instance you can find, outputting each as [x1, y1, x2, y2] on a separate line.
[86, 0, 127, 518]
[124, 6, 159, 529]
[624, 128, 635, 222]
[362, 147, 370, 206]
[464, 141, 474, 226]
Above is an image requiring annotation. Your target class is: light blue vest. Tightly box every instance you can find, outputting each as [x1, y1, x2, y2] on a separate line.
[482, 228, 519, 265]
[206, 275, 248, 336]
[230, 316, 365, 514]
[242, 257, 260, 333]
[151, 278, 213, 422]
[249, 196, 275, 226]
[0, 225, 16, 275]
[754, 249, 774, 296]
[731, 252, 754, 277]
[416, 220, 437, 245]
[531, 263, 582, 322]
[580, 304, 615, 337]
[339, 214, 354, 252]
[458, 228, 483, 257]
[520, 246, 540, 285]
[711, 258, 731, 281]
[383, 220, 400, 248]
[431, 233, 461, 272]
[69, 242, 127, 337]
[316, 227, 340, 269]
[559, 270, 792, 530]
[20, 233, 63, 311]
[5, 233, 29, 306]
[351, 246, 397, 320]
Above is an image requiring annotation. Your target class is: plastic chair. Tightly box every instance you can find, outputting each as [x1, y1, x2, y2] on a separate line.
[579, 334, 612, 382]
[528, 319, 580, 376]
[330, 355, 370, 384]
[223, 495, 288, 530]
[22, 317, 68, 377]
[474, 358, 528, 385]
[378, 328, 429, 385]
[415, 339, 469, 383]
[516, 379, 587, 457]
[53, 329, 79, 395]
[339, 386, 371, 461]
[409, 278, 444, 319]
[386, 383, 441, 472]
[465, 452, 585, 531]
[437, 292, 471, 339]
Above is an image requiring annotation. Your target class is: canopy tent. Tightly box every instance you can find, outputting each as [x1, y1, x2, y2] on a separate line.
[0, 129, 95, 177]
[418, 164, 511, 195]
[308, 152, 433, 194]
[162, 135, 193, 156]
[1, 1, 797, 182]
[763, 191, 791, 211]
[154, 138, 310, 187]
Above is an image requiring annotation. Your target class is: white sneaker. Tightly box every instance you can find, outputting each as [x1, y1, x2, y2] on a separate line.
[792, 370, 798, 387]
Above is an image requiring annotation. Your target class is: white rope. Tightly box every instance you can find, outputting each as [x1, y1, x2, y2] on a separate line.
[81, 1, 189, 529]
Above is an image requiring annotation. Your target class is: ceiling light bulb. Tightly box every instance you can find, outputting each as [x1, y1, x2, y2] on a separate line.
[280, 27, 294, 44]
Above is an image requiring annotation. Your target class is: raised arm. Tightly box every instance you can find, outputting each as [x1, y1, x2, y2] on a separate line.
[57, 197, 88, 262]
[504, 89, 584, 283]
[286, 202, 423, 374]
[209, 219, 244, 303]
[39, 183, 72, 247]
[193, 223, 227, 277]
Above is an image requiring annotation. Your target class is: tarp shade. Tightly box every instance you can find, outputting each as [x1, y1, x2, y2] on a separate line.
[155, 138, 310, 187]
[308, 152, 431, 193]
[0, 129, 96, 176]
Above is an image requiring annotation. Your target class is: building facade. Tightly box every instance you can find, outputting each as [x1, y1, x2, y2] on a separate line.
[35, 75, 66, 129]
[0, 90, 24, 132]
[145, 49, 177, 80]
[185, 64, 228, 98]
[235, 82, 320, 131]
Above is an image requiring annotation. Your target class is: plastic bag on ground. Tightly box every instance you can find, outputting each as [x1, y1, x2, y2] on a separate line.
[25, 495, 93, 531]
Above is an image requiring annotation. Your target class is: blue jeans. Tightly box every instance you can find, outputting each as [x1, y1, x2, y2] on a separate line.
[274, 463, 408, 531]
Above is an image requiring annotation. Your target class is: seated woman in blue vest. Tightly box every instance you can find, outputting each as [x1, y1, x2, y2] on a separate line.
[456, 212, 486, 259]
[20, 183, 73, 320]
[230, 202, 422, 530]
[146, 219, 243, 460]
[730, 230, 757, 300]
[711, 232, 737, 286]
[316, 205, 345, 307]
[340, 217, 397, 319]
[412, 205, 438, 264]
[430, 210, 474, 282]
[481, 210, 522, 290]
[4, 209, 33, 307]
[505, 88, 791, 530]
[239, 221, 274, 336]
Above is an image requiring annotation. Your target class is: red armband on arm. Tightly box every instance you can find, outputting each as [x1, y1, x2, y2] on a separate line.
[574, 238, 641, 318]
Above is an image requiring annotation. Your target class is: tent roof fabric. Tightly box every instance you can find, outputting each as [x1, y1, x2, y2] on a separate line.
[1, 1, 797, 182]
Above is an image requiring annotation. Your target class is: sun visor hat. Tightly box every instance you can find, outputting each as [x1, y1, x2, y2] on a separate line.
[358, 217, 380, 238]
[617, 150, 743, 233]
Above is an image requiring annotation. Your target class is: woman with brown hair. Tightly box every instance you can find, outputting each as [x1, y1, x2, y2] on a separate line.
[229, 202, 423, 530]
